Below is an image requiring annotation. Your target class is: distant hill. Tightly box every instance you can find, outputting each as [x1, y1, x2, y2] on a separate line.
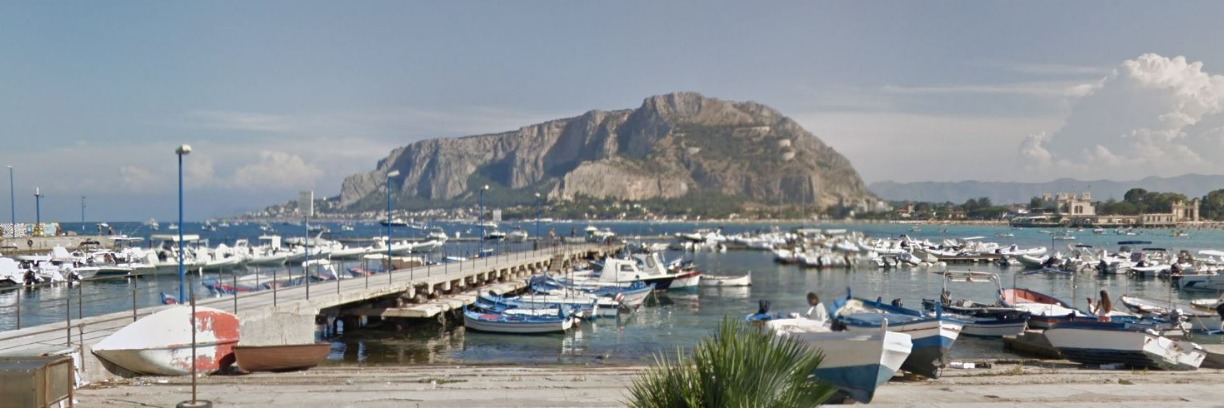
[868, 174, 1224, 204]
[340, 92, 876, 211]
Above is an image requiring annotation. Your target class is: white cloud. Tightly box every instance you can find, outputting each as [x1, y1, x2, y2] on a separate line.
[1017, 53, 1224, 180]
[119, 165, 158, 192]
[231, 151, 324, 190]
[881, 81, 1091, 97]
[181, 111, 297, 133]
[987, 62, 1111, 76]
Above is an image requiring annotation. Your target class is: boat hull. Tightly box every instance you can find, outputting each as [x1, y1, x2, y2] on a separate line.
[235, 343, 332, 372]
[698, 273, 751, 287]
[837, 298, 959, 377]
[787, 330, 912, 403]
[92, 306, 240, 376]
[463, 310, 574, 334]
[1045, 322, 1205, 370]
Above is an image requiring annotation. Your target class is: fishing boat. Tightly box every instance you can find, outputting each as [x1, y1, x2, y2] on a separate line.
[999, 288, 1095, 329]
[766, 318, 912, 403]
[1118, 294, 1218, 332]
[92, 306, 240, 376]
[1044, 321, 1205, 370]
[235, 343, 332, 372]
[462, 307, 575, 334]
[922, 271, 1029, 337]
[698, 272, 752, 287]
[832, 293, 962, 379]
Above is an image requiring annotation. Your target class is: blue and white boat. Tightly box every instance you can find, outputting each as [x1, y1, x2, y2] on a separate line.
[832, 293, 962, 379]
[462, 307, 575, 334]
[478, 291, 622, 318]
[765, 318, 912, 403]
[1044, 321, 1205, 370]
[922, 271, 1029, 337]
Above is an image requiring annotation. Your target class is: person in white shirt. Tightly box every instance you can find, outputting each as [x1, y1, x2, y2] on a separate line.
[806, 292, 829, 323]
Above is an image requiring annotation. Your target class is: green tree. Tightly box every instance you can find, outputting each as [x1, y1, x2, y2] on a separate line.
[627, 318, 837, 408]
[1203, 189, 1224, 220]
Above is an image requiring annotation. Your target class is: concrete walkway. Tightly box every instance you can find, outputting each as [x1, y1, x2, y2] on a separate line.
[74, 363, 1224, 407]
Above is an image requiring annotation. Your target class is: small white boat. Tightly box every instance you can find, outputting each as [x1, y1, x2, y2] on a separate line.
[92, 306, 240, 376]
[768, 319, 912, 403]
[1045, 321, 1205, 370]
[462, 307, 574, 334]
[698, 272, 752, 287]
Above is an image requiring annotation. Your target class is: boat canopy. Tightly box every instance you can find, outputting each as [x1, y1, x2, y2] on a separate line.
[1118, 240, 1152, 245]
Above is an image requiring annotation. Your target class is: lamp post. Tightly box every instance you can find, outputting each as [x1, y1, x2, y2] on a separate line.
[33, 187, 41, 236]
[7, 166, 13, 238]
[535, 192, 541, 243]
[479, 184, 488, 257]
[386, 170, 400, 275]
[176, 144, 192, 302]
[80, 196, 86, 231]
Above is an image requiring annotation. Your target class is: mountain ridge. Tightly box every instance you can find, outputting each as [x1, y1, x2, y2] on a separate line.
[339, 92, 876, 211]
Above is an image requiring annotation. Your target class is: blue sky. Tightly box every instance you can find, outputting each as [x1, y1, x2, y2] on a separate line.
[4, 1, 1224, 220]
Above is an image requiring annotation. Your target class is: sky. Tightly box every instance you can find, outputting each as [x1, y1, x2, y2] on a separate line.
[4, 1, 1224, 220]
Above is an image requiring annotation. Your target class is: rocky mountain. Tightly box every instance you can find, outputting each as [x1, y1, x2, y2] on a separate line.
[340, 92, 875, 211]
[869, 174, 1224, 204]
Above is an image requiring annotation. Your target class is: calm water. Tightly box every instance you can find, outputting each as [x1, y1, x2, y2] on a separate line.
[6, 220, 1224, 365]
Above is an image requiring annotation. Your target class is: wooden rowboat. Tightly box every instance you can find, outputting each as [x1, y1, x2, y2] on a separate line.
[235, 343, 332, 372]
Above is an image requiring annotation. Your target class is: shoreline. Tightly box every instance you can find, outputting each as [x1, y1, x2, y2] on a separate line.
[75, 362, 1224, 407]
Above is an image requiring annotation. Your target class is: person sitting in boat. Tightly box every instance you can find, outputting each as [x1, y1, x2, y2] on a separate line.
[806, 292, 828, 323]
[1088, 289, 1113, 322]
[940, 289, 952, 307]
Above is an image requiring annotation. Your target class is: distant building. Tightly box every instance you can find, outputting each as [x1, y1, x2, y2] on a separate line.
[1054, 192, 1095, 218]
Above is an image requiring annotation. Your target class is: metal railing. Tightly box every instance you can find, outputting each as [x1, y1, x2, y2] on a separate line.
[0, 239, 614, 352]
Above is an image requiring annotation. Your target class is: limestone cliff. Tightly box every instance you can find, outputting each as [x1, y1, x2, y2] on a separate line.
[339, 92, 875, 210]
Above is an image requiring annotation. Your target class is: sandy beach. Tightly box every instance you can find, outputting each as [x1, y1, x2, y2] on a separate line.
[75, 362, 1224, 407]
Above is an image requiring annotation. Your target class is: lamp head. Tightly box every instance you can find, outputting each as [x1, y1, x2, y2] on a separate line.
[535, 192, 541, 198]
[175, 144, 192, 155]
[483, 185, 489, 190]
[387, 170, 401, 178]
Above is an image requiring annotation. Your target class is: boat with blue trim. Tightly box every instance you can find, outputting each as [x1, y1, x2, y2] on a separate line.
[832, 291, 961, 379]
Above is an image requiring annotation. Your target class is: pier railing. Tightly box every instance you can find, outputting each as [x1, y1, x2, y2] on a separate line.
[0, 238, 616, 354]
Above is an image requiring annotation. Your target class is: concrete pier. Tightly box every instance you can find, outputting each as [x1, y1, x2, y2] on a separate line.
[0, 242, 617, 382]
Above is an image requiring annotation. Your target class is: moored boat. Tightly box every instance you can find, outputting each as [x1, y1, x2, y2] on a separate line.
[832, 295, 961, 379]
[92, 306, 240, 376]
[462, 307, 575, 334]
[1044, 321, 1205, 370]
[767, 319, 912, 403]
[235, 343, 332, 372]
[999, 288, 1095, 329]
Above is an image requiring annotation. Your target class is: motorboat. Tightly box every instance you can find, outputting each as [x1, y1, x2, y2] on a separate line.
[765, 317, 912, 403]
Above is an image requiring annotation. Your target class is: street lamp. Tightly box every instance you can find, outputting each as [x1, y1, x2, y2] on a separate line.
[386, 170, 400, 275]
[7, 166, 13, 239]
[33, 187, 41, 236]
[535, 192, 541, 243]
[479, 184, 488, 257]
[176, 144, 192, 302]
[81, 196, 86, 231]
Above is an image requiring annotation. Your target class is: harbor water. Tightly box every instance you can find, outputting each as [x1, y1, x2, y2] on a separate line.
[5, 220, 1224, 366]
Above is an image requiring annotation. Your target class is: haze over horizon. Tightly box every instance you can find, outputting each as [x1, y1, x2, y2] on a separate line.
[5, 2, 1224, 220]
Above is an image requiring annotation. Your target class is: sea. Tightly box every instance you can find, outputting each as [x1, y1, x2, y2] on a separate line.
[5, 220, 1224, 366]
